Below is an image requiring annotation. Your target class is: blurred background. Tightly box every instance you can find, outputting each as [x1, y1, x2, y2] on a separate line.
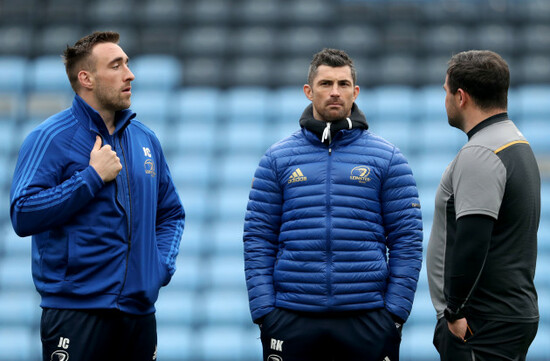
[0, 0, 549, 360]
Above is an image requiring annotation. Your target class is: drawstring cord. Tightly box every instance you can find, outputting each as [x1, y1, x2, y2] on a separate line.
[321, 121, 332, 144]
[321, 118, 352, 144]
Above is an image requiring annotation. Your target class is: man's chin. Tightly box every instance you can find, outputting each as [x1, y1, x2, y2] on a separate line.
[321, 111, 348, 122]
[117, 101, 132, 111]
[448, 117, 463, 130]
[110, 104, 131, 113]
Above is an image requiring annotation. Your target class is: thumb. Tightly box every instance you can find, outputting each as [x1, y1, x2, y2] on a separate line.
[93, 135, 102, 151]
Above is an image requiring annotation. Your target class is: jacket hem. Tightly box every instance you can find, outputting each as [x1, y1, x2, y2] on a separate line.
[40, 293, 155, 315]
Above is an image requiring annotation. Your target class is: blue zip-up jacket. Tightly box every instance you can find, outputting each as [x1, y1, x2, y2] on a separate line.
[244, 104, 422, 323]
[10, 95, 185, 315]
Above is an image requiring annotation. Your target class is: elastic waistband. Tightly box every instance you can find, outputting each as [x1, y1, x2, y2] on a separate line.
[279, 306, 385, 319]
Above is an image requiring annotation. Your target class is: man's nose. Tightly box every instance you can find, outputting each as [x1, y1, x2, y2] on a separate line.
[126, 66, 135, 82]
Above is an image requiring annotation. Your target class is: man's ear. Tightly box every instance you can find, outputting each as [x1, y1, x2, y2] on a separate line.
[303, 84, 313, 101]
[78, 70, 93, 90]
[457, 88, 468, 107]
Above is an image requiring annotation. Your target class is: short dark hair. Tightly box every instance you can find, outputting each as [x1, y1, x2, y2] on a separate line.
[307, 48, 357, 85]
[447, 50, 509, 111]
[62, 31, 120, 92]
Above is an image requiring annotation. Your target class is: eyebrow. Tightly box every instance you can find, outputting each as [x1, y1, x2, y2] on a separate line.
[107, 56, 129, 65]
[317, 79, 352, 84]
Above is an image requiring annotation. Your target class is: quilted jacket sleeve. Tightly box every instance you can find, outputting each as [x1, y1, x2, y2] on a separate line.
[381, 148, 423, 322]
[243, 150, 283, 323]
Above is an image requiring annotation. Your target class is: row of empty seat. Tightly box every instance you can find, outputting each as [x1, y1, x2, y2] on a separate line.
[1, 39, 550, 87]
[2, 0, 550, 25]
[2, 0, 550, 87]
[2, 57, 550, 116]
[3, 23, 550, 55]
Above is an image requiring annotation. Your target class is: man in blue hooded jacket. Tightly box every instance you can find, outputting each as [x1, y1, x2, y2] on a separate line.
[10, 31, 185, 361]
[243, 48, 423, 361]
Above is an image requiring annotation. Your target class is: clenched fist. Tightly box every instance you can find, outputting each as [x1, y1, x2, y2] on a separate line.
[89, 136, 122, 182]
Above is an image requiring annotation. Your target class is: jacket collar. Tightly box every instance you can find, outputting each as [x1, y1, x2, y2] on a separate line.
[467, 112, 509, 140]
[299, 103, 369, 145]
[71, 94, 135, 136]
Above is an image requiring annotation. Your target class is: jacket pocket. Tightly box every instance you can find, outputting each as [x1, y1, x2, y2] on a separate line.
[65, 232, 77, 280]
[381, 308, 402, 340]
[65, 232, 90, 282]
[157, 251, 171, 287]
[140, 249, 170, 303]
[444, 321, 473, 343]
[41, 231, 69, 282]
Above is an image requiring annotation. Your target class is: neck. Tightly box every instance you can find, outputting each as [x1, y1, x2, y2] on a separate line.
[79, 92, 116, 134]
[461, 107, 507, 134]
[98, 111, 116, 134]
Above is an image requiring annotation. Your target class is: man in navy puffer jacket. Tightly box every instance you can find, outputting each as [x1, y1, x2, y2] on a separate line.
[244, 48, 422, 361]
[10, 31, 184, 361]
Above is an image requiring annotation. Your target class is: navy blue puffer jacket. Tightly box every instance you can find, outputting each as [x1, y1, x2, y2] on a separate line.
[244, 104, 423, 323]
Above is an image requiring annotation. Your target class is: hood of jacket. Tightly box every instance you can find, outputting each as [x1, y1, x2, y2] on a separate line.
[299, 103, 369, 145]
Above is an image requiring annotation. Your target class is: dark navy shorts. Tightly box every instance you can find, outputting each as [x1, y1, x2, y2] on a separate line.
[41, 308, 157, 361]
[433, 316, 538, 361]
[259, 307, 401, 361]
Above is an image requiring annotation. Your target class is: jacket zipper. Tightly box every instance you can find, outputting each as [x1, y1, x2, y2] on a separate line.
[326, 145, 333, 303]
[114, 135, 133, 307]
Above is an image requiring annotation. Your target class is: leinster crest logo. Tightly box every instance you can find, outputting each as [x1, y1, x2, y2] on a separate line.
[144, 159, 156, 177]
[350, 166, 371, 183]
[51, 350, 69, 361]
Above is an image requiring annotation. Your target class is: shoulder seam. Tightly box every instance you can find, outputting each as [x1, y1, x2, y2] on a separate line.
[494, 140, 529, 154]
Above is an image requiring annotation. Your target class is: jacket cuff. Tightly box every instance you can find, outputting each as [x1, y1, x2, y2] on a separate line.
[390, 312, 406, 326]
[81, 165, 105, 195]
[252, 306, 275, 324]
[444, 306, 465, 322]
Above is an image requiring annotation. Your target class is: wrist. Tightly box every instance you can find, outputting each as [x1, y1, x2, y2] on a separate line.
[390, 313, 405, 327]
[444, 306, 464, 322]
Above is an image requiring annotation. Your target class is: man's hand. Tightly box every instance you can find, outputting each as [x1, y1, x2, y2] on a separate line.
[89, 136, 122, 182]
[447, 318, 469, 341]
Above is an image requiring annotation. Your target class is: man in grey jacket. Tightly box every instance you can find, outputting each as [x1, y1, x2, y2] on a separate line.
[427, 50, 540, 361]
